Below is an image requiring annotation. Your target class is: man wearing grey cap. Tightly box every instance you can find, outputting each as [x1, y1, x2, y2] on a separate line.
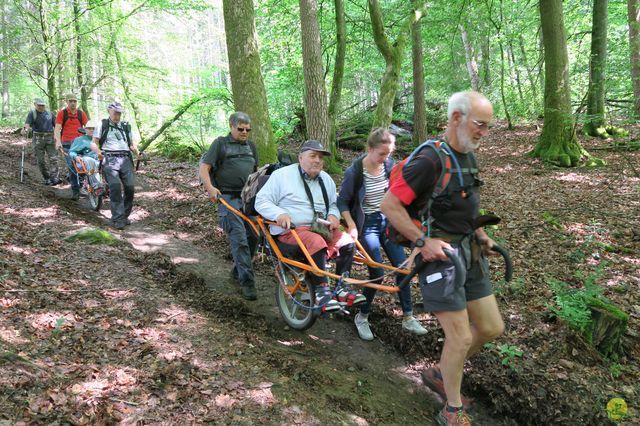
[92, 102, 138, 230]
[23, 98, 60, 185]
[255, 140, 365, 313]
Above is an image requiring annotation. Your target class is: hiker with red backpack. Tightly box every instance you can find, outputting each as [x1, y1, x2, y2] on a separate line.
[54, 93, 89, 200]
[381, 91, 504, 426]
[199, 112, 259, 301]
[338, 128, 428, 340]
[92, 102, 138, 230]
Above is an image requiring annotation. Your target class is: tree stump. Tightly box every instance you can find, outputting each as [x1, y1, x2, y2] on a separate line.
[586, 298, 629, 358]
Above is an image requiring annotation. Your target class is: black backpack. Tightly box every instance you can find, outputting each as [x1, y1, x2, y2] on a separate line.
[98, 118, 132, 148]
[202, 136, 258, 186]
[241, 150, 295, 215]
[61, 108, 86, 131]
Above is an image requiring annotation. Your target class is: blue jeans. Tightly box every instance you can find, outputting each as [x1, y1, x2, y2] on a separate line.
[359, 212, 412, 315]
[62, 143, 80, 193]
[219, 194, 258, 288]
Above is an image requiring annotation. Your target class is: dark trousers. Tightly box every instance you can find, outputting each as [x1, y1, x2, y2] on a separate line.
[104, 154, 135, 224]
[219, 194, 258, 288]
[62, 142, 80, 193]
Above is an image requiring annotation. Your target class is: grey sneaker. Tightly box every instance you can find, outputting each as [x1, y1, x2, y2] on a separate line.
[354, 313, 374, 341]
[402, 316, 428, 335]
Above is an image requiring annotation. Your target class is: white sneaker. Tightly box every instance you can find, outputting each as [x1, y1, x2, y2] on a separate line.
[402, 316, 428, 335]
[354, 313, 374, 341]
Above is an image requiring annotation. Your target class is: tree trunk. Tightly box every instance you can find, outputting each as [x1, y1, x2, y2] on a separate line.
[72, 0, 88, 115]
[299, 0, 330, 146]
[584, 0, 609, 136]
[369, 0, 426, 129]
[327, 0, 346, 162]
[586, 298, 629, 358]
[460, 24, 479, 91]
[114, 40, 144, 141]
[508, 40, 525, 107]
[519, 34, 540, 113]
[138, 96, 206, 153]
[412, 1, 427, 144]
[481, 36, 491, 88]
[223, 0, 276, 164]
[534, 0, 603, 167]
[1, 0, 9, 118]
[628, 0, 640, 117]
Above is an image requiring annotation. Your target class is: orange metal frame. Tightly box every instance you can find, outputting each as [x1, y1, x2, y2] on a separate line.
[217, 197, 410, 293]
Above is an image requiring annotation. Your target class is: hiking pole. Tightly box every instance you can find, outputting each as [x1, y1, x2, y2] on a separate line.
[20, 143, 25, 183]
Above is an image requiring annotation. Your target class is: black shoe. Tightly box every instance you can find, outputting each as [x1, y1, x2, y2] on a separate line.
[240, 285, 257, 301]
[71, 191, 80, 201]
[125, 219, 132, 225]
[44, 178, 52, 185]
[49, 178, 62, 186]
[111, 221, 126, 230]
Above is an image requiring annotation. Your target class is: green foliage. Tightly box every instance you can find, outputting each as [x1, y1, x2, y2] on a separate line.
[498, 344, 523, 367]
[64, 228, 118, 246]
[153, 128, 205, 162]
[542, 211, 562, 229]
[546, 264, 608, 333]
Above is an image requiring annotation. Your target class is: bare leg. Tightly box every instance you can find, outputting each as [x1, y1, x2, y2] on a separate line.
[434, 309, 473, 407]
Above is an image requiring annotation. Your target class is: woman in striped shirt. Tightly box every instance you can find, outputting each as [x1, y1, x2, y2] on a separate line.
[338, 128, 428, 341]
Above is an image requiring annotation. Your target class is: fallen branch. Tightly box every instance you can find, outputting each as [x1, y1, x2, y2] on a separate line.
[110, 397, 139, 406]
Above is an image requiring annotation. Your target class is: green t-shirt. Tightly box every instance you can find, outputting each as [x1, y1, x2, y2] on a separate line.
[201, 134, 257, 192]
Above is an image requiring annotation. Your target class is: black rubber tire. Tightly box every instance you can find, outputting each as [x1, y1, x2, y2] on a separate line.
[274, 262, 316, 331]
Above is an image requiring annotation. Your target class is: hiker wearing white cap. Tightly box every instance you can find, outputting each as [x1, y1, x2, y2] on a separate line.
[92, 102, 138, 230]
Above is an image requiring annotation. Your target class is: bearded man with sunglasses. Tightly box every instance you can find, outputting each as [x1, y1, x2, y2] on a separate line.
[199, 112, 259, 300]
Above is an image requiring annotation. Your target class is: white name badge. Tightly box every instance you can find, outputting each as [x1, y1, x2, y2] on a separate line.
[426, 272, 443, 283]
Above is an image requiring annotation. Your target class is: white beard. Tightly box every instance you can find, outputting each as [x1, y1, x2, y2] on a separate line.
[456, 126, 479, 153]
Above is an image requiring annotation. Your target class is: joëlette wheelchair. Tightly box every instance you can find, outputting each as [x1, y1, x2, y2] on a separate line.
[217, 197, 512, 331]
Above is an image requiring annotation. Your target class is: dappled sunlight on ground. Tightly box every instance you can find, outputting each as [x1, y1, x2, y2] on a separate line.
[27, 311, 79, 335]
[277, 339, 305, 347]
[136, 187, 193, 202]
[1, 205, 59, 218]
[1, 244, 37, 255]
[126, 230, 171, 252]
[554, 172, 598, 185]
[0, 324, 30, 345]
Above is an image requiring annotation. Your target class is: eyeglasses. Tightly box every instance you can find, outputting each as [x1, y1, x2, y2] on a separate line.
[471, 119, 491, 130]
[237, 127, 251, 133]
[67, 100, 77, 103]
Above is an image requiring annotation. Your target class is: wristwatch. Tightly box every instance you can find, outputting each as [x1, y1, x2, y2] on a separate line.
[414, 235, 427, 248]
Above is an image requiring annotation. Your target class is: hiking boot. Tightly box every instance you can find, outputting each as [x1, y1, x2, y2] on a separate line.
[50, 177, 62, 186]
[354, 312, 374, 341]
[314, 286, 340, 313]
[125, 219, 132, 226]
[44, 178, 52, 185]
[71, 191, 80, 201]
[402, 316, 428, 335]
[335, 285, 366, 308]
[422, 367, 473, 408]
[111, 221, 126, 230]
[79, 186, 88, 196]
[435, 405, 472, 426]
[240, 285, 257, 301]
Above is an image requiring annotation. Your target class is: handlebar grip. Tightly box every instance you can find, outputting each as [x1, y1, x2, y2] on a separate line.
[398, 248, 466, 289]
[490, 244, 513, 282]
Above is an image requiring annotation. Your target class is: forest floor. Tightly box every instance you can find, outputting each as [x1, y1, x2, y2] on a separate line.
[0, 125, 638, 425]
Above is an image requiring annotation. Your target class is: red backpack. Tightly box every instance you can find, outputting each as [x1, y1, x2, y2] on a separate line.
[386, 139, 472, 245]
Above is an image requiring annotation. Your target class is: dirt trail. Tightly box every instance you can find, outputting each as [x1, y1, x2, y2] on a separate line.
[0, 131, 450, 425]
[3, 127, 638, 425]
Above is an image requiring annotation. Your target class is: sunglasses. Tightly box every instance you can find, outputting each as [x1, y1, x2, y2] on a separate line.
[68, 100, 77, 103]
[236, 127, 251, 133]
